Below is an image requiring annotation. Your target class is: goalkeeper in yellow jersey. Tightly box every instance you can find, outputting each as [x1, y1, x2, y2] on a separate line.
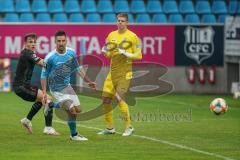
[98, 13, 142, 136]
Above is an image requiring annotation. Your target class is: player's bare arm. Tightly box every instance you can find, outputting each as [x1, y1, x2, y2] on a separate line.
[77, 68, 96, 90]
[40, 78, 48, 105]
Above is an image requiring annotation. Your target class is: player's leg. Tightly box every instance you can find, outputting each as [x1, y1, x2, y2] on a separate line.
[35, 89, 60, 135]
[97, 97, 116, 135]
[36, 89, 60, 113]
[15, 85, 40, 134]
[52, 85, 87, 141]
[116, 92, 134, 136]
[63, 85, 82, 115]
[19, 86, 42, 127]
[67, 111, 88, 141]
[20, 101, 42, 134]
[116, 79, 134, 136]
[69, 88, 88, 141]
[98, 74, 116, 135]
[103, 97, 114, 128]
[67, 104, 88, 141]
[62, 102, 88, 141]
[116, 86, 131, 129]
[116, 92, 131, 128]
[67, 111, 77, 138]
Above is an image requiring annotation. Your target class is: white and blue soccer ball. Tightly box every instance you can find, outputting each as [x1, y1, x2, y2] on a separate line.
[210, 98, 228, 115]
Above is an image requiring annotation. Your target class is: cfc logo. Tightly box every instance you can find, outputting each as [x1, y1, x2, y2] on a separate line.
[184, 26, 214, 64]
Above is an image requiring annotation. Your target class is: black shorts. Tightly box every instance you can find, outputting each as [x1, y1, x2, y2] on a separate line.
[13, 85, 38, 102]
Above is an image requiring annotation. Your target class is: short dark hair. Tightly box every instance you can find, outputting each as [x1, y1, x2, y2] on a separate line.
[55, 30, 66, 38]
[24, 33, 37, 42]
[117, 13, 128, 21]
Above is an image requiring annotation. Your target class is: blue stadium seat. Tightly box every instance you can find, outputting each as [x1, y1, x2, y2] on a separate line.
[4, 13, 19, 22]
[196, 1, 211, 14]
[218, 14, 227, 23]
[69, 13, 84, 23]
[86, 13, 101, 23]
[229, 1, 240, 14]
[103, 13, 116, 23]
[114, 0, 130, 13]
[35, 13, 51, 22]
[146, 0, 162, 13]
[53, 13, 68, 22]
[64, 0, 80, 13]
[97, 0, 113, 13]
[15, 0, 31, 13]
[152, 13, 167, 23]
[179, 1, 195, 14]
[81, 0, 97, 13]
[185, 14, 200, 23]
[32, 0, 47, 13]
[130, 0, 146, 14]
[48, 0, 64, 13]
[169, 14, 183, 24]
[0, 0, 2, 11]
[163, 1, 178, 14]
[202, 14, 217, 23]
[135, 14, 151, 23]
[212, 0, 227, 14]
[1, 0, 14, 12]
[128, 14, 134, 23]
[0, 0, 2, 12]
[20, 13, 34, 22]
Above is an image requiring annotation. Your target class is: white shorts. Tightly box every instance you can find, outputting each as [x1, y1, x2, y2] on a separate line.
[50, 85, 80, 107]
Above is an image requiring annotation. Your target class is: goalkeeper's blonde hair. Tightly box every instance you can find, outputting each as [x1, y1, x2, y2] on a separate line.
[117, 13, 128, 21]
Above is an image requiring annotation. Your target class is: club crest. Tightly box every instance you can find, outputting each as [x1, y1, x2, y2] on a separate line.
[184, 26, 214, 64]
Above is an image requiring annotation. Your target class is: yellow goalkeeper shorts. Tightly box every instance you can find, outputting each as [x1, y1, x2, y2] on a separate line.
[102, 73, 130, 98]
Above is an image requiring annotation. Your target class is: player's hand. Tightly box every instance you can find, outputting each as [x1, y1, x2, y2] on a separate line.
[87, 81, 96, 91]
[42, 93, 48, 105]
[42, 62, 47, 69]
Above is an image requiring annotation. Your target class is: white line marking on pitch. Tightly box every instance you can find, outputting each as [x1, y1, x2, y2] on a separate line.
[155, 99, 240, 110]
[54, 120, 237, 160]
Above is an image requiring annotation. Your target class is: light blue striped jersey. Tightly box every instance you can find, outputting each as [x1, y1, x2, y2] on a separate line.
[41, 47, 81, 92]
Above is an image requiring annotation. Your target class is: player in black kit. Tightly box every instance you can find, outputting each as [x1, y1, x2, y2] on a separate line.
[13, 33, 60, 135]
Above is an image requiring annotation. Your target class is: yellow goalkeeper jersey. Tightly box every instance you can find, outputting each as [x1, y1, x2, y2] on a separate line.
[105, 29, 142, 79]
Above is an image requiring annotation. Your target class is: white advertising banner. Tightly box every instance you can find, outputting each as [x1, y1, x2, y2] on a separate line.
[225, 16, 240, 56]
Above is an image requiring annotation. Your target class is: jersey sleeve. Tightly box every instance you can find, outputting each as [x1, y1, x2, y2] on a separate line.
[131, 35, 142, 60]
[25, 50, 41, 64]
[41, 56, 51, 79]
[71, 51, 82, 72]
[103, 34, 114, 58]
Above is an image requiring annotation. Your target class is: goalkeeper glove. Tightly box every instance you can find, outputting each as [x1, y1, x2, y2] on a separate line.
[101, 46, 107, 53]
[118, 48, 133, 58]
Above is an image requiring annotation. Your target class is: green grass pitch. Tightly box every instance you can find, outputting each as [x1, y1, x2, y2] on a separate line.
[0, 92, 239, 160]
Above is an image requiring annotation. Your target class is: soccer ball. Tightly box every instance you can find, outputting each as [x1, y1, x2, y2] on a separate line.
[210, 98, 228, 115]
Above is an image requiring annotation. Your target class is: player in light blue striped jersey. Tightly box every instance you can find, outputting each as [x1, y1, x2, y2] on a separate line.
[41, 30, 96, 141]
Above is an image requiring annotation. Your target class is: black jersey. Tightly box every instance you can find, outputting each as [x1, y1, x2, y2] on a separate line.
[13, 49, 41, 87]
